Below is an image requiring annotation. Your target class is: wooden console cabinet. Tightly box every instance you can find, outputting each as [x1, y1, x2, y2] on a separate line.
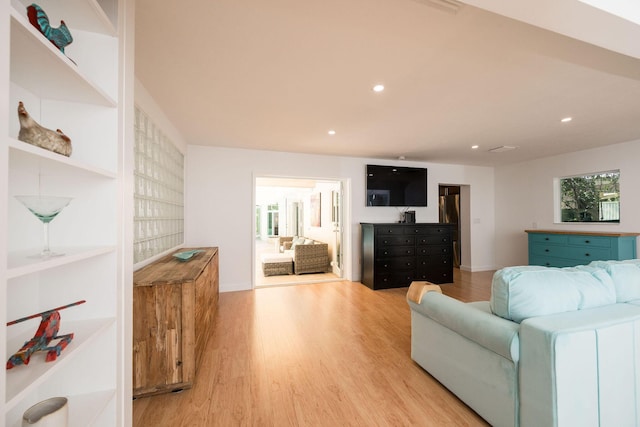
[133, 247, 219, 398]
[526, 230, 639, 267]
[361, 223, 454, 290]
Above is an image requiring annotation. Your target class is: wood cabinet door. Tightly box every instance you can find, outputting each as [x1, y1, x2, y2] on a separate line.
[194, 262, 212, 368]
[133, 284, 184, 394]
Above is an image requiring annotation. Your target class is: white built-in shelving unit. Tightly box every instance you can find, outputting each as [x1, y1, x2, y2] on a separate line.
[1, 0, 132, 425]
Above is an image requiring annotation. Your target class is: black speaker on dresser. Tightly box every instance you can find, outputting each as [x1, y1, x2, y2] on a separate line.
[403, 210, 416, 223]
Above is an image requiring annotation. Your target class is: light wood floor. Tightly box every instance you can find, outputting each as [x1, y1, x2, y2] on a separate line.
[132, 269, 494, 426]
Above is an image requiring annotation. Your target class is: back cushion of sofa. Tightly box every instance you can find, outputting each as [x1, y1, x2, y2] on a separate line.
[490, 266, 616, 323]
[290, 237, 305, 249]
[589, 259, 640, 302]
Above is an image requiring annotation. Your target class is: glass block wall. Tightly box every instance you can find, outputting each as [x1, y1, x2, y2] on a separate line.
[134, 107, 185, 264]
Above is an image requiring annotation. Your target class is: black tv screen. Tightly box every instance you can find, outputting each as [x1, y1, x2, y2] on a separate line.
[366, 164, 427, 207]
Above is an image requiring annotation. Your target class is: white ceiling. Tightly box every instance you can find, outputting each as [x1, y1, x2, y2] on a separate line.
[134, 0, 640, 167]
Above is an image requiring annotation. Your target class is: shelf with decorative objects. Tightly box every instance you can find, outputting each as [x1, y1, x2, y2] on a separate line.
[2, 0, 132, 425]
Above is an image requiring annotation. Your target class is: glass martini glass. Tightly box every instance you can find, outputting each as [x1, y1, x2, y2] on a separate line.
[15, 195, 73, 258]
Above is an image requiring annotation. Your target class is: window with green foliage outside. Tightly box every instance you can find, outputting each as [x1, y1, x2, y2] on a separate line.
[560, 171, 620, 223]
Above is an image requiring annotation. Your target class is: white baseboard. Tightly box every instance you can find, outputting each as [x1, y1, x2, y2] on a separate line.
[220, 282, 252, 293]
[459, 264, 497, 272]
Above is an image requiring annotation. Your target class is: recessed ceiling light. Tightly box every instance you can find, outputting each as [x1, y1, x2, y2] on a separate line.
[373, 84, 385, 92]
[328, 130, 336, 135]
[471, 145, 479, 149]
[561, 117, 572, 123]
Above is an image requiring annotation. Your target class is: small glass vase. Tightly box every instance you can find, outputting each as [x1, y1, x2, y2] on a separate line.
[15, 195, 73, 258]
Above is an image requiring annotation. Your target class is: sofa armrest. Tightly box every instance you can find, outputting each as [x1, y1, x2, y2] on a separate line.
[407, 281, 442, 304]
[293, 243, 329, 274]
[519, 304, 640, 427]
[293, 242, 327, 257]
[408, 292, 520, 362]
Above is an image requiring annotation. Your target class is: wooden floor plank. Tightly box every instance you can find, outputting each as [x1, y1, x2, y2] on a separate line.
[133, 269, 493, 426]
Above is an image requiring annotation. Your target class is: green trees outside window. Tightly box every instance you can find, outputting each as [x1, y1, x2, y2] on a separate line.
[560, 171, 620, 222]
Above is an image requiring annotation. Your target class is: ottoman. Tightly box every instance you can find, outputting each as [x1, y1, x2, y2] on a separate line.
[261, 253, 293, 276]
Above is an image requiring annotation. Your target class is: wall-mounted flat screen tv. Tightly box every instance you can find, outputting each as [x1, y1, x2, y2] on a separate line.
[366, 164, 428, 207]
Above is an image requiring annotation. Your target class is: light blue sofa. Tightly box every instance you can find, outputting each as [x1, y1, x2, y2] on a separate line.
[407, 261, 640, 427]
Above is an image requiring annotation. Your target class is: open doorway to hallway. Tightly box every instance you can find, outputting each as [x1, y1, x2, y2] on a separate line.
[438, 184, 472, 271]
[439, 185, 461, 268]
[254, 177, 344, 288]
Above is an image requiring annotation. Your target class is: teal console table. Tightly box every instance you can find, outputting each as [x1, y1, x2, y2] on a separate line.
[526, 230, 640, 267]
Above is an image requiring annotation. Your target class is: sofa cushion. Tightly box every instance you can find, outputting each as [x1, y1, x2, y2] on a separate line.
[290, 236, 305, 249]
[490, 265, 616, 323]
[589, 259, 640, 302]
[261, 253, 293, 263]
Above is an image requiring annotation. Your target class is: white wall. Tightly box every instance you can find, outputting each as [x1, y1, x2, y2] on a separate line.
[495, 139, 640, 269]
[303, 181, 340, 256]
[186, 146, 496, 292]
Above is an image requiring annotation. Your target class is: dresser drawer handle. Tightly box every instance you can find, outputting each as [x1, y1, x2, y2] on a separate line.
[545, 237, 549, 241]
[585, 240, 590, 244]
[585, 253, 590, 257]
[545, 249, 549, 252]
[407, 250, 412, 254]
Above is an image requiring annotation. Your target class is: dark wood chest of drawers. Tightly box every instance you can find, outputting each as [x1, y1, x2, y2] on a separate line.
[360, 223, 454, 290]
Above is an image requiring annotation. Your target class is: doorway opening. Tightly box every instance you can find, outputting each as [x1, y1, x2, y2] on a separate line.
[254, 176, 344, 288]
[439, 185, 462, 268]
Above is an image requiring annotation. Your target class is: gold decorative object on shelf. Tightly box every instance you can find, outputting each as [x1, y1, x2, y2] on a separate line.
[17, 102, 72, 157]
